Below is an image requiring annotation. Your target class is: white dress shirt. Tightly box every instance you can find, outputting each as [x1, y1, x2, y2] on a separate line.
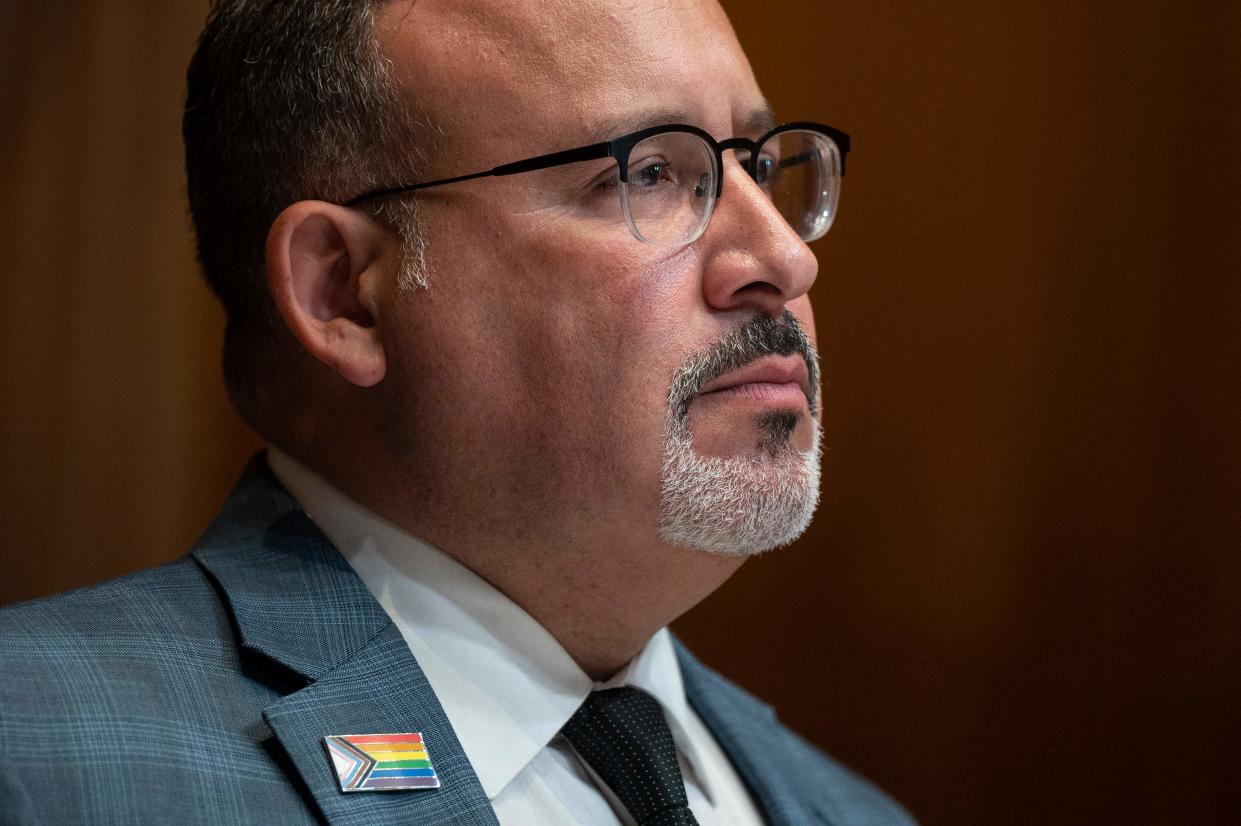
[268, 449, 764, 826]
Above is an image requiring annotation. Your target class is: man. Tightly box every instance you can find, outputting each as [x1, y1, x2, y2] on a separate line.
[0, 0, 914, 823]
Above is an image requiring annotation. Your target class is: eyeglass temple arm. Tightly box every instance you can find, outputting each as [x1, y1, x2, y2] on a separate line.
[344, 171, 493, 204]
[344, 142, 614, 206]
[492, 141, 611, 176]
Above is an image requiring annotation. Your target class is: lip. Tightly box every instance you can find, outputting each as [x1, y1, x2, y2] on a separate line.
[697, 354, 810, 405]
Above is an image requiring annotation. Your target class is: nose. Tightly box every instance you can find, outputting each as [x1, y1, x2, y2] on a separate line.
[698, 159, 819, 317]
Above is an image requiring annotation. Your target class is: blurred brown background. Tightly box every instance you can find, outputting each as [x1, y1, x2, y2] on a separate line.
[2, 1, 1239, 823]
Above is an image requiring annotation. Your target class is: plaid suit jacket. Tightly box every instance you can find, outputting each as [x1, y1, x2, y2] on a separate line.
[0, 456, 914, 825]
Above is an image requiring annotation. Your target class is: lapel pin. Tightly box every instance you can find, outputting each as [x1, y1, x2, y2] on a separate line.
[324, 732, 441, 792]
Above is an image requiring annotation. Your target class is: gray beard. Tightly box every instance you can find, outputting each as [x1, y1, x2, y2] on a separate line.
[656, 312, 823, 556]
[657, 413, 822, 556]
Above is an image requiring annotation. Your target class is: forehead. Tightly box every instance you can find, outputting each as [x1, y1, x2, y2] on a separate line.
[376, 0, 765, 162]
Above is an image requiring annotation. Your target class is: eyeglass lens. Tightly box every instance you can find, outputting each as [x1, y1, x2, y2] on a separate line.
[618, 128, 841, 246]
[757, 130, 841, 243]
[619, 131, 717, 246]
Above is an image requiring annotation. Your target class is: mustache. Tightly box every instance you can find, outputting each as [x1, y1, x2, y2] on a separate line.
[668, 310, 821, 423]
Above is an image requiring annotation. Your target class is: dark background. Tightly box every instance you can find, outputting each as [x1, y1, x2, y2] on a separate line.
[2, 2, 1239, 823]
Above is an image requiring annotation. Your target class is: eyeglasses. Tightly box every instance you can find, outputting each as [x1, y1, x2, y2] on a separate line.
[343, 121, 850, 247]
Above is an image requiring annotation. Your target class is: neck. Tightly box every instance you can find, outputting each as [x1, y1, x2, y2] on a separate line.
[439, 534, 745, 680]
[288, 444, 744, 681]
[281, 419, 744, 674]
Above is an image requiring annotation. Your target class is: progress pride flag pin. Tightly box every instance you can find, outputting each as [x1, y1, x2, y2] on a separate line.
[323, 732, 441, 792]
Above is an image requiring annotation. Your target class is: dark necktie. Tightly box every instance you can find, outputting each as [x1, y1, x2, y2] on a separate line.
[561, 686, 701, 826]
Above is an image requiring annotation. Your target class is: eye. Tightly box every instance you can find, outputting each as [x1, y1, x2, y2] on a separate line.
[632, 158, 675, 188]
[693, 173, 710, 198]
[593, 172, 621, 193]
[754, 155, 776, 186]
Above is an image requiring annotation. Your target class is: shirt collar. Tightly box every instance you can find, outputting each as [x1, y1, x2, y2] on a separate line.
[267, 449, 718, 805]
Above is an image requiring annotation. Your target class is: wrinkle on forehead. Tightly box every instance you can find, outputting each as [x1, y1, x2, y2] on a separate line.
[376, 0, 754, 157]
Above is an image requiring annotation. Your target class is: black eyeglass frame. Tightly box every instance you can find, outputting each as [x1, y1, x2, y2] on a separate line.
[342, 121, 850, 207]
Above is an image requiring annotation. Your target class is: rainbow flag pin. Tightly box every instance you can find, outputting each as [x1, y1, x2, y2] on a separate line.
[323, 732, 441, 792]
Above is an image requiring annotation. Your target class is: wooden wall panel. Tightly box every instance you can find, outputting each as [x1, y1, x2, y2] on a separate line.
[0, 0, 260, 602]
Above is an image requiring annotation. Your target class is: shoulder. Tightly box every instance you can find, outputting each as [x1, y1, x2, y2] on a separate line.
[0, 554, 306, 822]
[0, 556, 232, 681]
[675, 640, 917, 825]
[0, 558, 266, 746]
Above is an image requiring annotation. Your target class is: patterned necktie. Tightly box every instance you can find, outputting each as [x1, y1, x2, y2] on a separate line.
[561, 686, 700, 826]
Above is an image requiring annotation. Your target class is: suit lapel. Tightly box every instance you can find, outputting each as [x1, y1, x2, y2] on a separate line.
[262, 622, 498, 826]
[191, 456, 499, 826]
[675, 639, 824, 826]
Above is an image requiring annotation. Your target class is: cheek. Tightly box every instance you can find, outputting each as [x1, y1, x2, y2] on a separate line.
[411, 205, 707, 475]
[504, 236, 702, 465]
[443, 229, 660, 421]
[511, 220, 690, 350]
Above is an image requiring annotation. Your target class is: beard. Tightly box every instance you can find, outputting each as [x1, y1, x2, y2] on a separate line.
[657, 312, 823, 556]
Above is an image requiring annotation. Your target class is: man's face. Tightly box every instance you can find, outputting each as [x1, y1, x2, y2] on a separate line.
[371, 0, 821, 557]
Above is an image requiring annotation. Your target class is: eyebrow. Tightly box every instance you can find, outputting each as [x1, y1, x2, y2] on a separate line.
[741, 104, 779, 136]
[583, 103, 778, 145]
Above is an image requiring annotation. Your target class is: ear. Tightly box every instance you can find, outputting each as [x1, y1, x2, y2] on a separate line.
[266, 201, 390, 387]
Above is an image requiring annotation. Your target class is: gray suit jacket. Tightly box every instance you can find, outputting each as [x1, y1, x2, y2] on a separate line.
[0, 456, 914, 825]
